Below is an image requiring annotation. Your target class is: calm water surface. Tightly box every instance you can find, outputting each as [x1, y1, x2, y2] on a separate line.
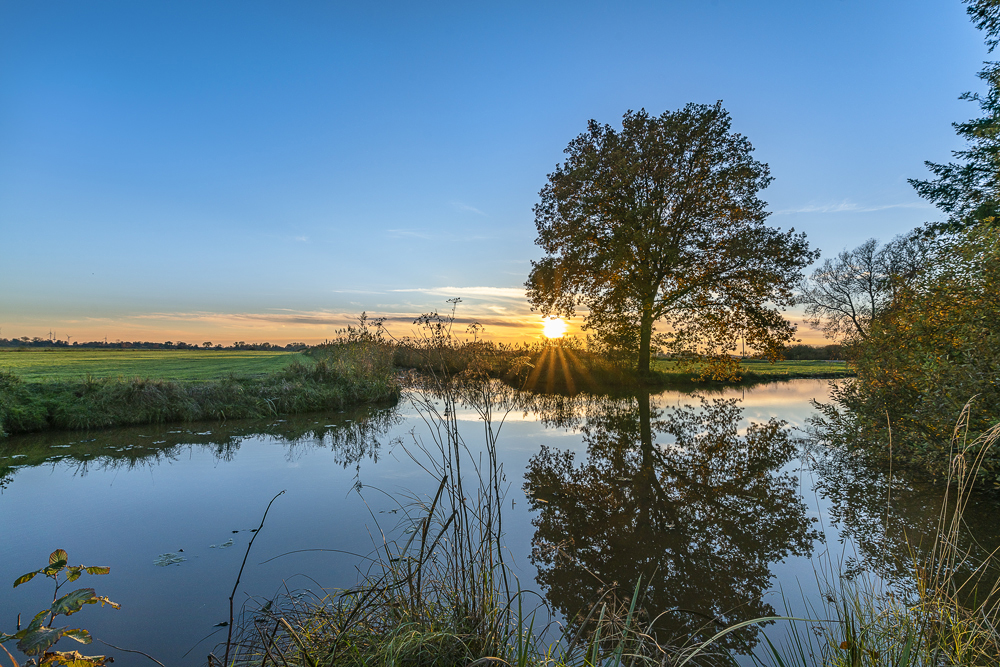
[2, 379, 998, 664]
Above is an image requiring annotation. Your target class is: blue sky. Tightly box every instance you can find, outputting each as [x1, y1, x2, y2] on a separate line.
[0, 0, 987, 344]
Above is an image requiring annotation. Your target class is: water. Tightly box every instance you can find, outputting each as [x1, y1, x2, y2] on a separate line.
[1, 379, 998, 664]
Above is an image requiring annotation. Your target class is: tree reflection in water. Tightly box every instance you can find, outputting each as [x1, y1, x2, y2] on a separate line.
[809, 440, 1000, 602]
[524, 390, 819, 653]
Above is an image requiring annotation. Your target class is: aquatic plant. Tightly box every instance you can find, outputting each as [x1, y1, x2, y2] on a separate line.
[1, 549, 119, 667]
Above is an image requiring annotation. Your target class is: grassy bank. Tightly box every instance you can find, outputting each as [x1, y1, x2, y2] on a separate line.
[0, 343, 398, 437]
[0, 348, 305, 382]
[653, 358, 853, 381]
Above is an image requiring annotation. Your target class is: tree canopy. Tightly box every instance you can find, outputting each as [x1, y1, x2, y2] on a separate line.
[525, 102, 816, 375]
[909, 0, 1000, 233]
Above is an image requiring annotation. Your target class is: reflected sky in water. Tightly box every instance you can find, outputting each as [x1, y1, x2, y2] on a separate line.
[2, 379, 998, 665]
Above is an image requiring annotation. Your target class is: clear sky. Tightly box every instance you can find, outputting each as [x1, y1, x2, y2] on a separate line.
[0, 0, 988, 345]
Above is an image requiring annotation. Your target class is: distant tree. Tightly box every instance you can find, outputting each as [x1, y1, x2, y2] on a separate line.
[203, 342, 212, 349]
[797, 235, 928, 342]
[780, 343, 845, 361]
[526, 103, 816, 375]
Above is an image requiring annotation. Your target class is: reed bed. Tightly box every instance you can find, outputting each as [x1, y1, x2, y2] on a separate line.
[761, 403, 1000, 667]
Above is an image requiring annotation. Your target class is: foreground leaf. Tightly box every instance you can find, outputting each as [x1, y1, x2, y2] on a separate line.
[39, 650, 112, 666]
[51, 590, 97, 618]
[17, 627, 64, 656]
[49, 550, 68, 566]
[61, 629, 92, 645]
[13, 570, 41, 588]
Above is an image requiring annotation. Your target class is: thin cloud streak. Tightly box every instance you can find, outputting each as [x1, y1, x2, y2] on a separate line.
[774, 200, 932, 215]
[451, 201, 486, 216]
[392, 286, 527, 300]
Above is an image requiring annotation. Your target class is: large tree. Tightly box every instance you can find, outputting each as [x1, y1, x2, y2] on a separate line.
[525, 102, 816, 375]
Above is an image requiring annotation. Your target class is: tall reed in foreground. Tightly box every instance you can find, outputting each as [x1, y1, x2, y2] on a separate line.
[228, 310, 753, 667]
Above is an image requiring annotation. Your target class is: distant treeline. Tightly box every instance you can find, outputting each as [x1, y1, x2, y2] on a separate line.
[779, 343, 845, 361]
[0, 338, 308, 351]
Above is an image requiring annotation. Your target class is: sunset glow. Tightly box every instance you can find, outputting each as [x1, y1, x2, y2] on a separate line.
[542, 317, 568, 338]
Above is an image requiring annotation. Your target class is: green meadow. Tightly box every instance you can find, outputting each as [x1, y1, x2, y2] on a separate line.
[0, 348, 308, 382]
[651, 357, 853, 380]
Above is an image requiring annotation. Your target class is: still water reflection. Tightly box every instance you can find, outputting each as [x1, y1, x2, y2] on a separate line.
[1, 380, 998, 665]
[524, 391, 818, 652]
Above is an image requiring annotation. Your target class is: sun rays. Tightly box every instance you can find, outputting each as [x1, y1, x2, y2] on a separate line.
[521, 341, 594, 394]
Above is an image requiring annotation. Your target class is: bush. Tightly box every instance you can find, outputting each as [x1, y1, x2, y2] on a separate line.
[819, 226, 1000, 486]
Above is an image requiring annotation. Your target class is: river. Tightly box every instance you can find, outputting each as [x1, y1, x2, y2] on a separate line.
[2, 379, 998, 664]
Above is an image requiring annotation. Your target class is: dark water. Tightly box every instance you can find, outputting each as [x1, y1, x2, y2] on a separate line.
[2, 380, 998, 664]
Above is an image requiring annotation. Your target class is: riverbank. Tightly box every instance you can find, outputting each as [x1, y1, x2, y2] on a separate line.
[0, 344, 398, 437]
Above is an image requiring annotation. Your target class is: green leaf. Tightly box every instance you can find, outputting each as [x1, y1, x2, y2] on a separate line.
[43, 562, 67, 577]
[22, 610, 50, 635]
[17, 626, 64, 656]
[82, 567, 109, 576]
[51, 589, 96, 617]
[65, 568, 82, 583]
[13, 570, 41, 587]
[61, 629, 92, 645]
[49, 550, 68, 566]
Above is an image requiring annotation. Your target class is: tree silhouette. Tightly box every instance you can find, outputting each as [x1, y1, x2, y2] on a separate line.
[526, 103, 816, 374]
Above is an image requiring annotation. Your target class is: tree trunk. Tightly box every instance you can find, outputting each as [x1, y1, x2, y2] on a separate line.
[636, 388, 654, 540]
[638, 304, 654, 375]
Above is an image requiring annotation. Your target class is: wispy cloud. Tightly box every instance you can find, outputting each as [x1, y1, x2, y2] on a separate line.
[451, 201, 486, 216]
[391, 286, 527, 301]
[774, 200, 932, 215]
[385, 229, 434, 240]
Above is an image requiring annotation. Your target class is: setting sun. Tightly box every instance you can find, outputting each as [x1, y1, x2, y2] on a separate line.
[542, 317, 568, 339]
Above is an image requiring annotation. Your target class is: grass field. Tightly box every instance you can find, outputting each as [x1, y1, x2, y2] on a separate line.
[652, 358, 853, 379]
[0, 348, 308, 382]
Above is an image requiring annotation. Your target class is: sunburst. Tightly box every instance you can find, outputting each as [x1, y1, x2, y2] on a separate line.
[542, 317, 568, 339]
